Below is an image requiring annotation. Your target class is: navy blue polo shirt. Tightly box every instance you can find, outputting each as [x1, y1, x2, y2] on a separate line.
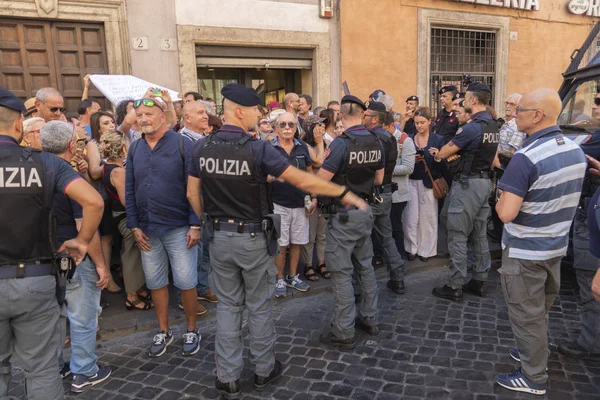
[125, 129, 200, 236]
[322, 125, 385, 174]
[588, 186, 600, 259]
[188, 124, 291, 184]
[450, 111, 495, 152]
[52, 159, 84, 249]
[269, 137, 312, 208]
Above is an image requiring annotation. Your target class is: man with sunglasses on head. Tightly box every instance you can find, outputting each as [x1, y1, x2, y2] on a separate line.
[363, 101, 406, 296]
[187, 83, 368, 399]
[492, 93, 526, 169]
[0, 86, 104, 399]
[125, 96, 203, 358]
[35, 87, 65, 123]
[316, 95, 384, 349]
[429, 82, 499, 302]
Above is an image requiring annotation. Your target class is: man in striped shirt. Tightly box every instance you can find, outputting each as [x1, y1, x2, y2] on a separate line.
[494, 88, 586, 396]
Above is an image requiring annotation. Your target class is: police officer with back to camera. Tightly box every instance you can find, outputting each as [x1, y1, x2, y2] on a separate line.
[315, 95, 385, 349]
[363, 100, 406, 295]
[0, 86, 103, 399]
[433, 85, 460, 144]
[186, 83, 367, 400]
[429, 82, 499, 302]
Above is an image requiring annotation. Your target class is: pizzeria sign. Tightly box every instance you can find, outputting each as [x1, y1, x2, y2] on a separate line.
[448, 0, 540, 10]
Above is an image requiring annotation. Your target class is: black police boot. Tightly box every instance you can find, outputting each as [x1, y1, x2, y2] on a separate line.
[319, 331, 357, 350]
[355, 316, 379, 336]
[558, 341, 600, 360]
[432, 285, 463, 302]
[387, 280, 405, 295]
[462, 279, 487, 297]
[253, 360, 283, 391]
[215, 378, 241, 399]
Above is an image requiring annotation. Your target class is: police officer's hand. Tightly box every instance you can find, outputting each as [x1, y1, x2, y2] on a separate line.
[586, 155, 600, 176]
[58, 238, 89, 264]
[446, 154, 461, 162]
[592, 269, 600, 302]
[133, 228, 152, 252]
[341, 191, 368, 211]
[186, 228, 201, 249]
[96, 265, 110, 289]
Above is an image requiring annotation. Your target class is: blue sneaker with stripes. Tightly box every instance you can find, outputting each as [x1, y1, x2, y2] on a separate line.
[495, 369, 546, 396]
[509, 348, 520, 362]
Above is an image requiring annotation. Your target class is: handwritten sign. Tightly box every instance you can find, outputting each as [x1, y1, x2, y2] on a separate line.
[88, 75, 180, 106]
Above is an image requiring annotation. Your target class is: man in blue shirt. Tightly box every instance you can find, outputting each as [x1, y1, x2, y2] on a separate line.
[494, 88, 586, 395]
[126, 98, 202, 358]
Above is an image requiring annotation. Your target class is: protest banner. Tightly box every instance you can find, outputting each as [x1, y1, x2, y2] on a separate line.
[89, 75, 181, 106]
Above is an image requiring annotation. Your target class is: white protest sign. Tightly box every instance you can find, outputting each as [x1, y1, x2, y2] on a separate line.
[89, 74, 181, 106]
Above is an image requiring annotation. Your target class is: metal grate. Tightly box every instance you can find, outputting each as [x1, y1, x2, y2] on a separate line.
[430, 27, 497, 115]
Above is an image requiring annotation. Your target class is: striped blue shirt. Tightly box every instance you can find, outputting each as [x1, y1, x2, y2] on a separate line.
[498, 125, 586, 260]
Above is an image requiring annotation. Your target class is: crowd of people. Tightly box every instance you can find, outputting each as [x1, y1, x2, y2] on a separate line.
[1, 71, 600, 399]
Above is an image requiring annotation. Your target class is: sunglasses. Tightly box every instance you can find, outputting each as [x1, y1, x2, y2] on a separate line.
[133, 98, 162, 109]
[278, 121, 296, 129]
[47, 106, 66, 113]
[594, 98, 600, 106]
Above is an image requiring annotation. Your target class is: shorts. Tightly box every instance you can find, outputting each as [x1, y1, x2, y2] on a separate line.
[140, 226, 198, 290]
[274, 203, 309, 247]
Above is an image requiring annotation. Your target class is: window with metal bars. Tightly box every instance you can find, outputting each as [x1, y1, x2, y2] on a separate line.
[430, 27, 497, 115]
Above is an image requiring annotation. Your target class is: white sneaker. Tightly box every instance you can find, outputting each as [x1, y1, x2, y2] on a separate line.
[275, 278, 287, 298]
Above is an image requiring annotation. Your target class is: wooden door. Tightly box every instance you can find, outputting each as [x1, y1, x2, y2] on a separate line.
[0, 18, 109, 116]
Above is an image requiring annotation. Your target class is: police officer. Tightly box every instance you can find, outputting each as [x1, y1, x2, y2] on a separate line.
[402, 96, 419, 136]
[363, 101, 406, 294]
[429, 82, 499, 302]
[433, 85, 460, 144]
[315, 95, 384, 348]
[0, 86, 104, 399]
[558, 127, 600, 359]
[187, 83, 367, 399]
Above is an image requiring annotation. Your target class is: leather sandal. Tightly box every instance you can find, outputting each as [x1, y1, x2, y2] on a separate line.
[126, 298, 153, 311]
[304, 266, 320, 282]
[317, 264, 331, 279]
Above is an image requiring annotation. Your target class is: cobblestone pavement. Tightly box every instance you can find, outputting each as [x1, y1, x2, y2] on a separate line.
[7, 264, 600, 400]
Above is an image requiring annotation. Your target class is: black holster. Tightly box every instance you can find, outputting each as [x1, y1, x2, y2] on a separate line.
[263, 214, 281, 256]
[201, 213, 214, 241]
[55, 254, 75, 306]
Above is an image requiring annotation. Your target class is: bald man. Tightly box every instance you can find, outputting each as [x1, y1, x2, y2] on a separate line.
[494, 88, 587, 395]
[284, 93, 300, 116]
[181, 101, 209, 141]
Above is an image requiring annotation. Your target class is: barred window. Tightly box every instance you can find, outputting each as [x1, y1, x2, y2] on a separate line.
[430, 27, 496, 115]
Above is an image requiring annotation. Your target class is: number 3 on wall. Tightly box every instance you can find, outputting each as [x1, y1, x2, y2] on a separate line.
[161, 39, 177, 52]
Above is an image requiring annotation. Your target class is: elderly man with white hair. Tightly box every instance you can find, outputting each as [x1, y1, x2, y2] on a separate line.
[493, 93, 527, 168]
[40, 120, 112, 393]
[35, 87, 65, 122]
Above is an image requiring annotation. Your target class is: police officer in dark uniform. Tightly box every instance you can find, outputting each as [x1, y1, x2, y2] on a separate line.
[433, 85, 460, 144]
[0, 86, 104, 399]
[187, 83, 367, 399]
[315, 95, 385, 348]
[429, 82, 499, 301]
[402, 96, 419, 136]
[363, 101, 406, 294]
[558, 131, 600, 359]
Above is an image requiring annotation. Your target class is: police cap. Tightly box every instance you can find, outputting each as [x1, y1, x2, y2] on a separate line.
[452, 92, 465, 101]
[0, 86, 26, 113]
[366, 101, 387, 113]
[406, 95, 419, 103]
[467, 82, 492, 94]
[438, 85, 458, 95]
[221, 83, 261, 107]
[341, 95, 367, 111]
[369, 89, 385, 100]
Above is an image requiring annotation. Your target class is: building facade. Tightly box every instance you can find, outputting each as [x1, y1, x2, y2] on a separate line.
[0, 0, 597, 114]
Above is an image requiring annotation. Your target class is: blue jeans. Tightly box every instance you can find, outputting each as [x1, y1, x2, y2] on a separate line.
[141, 226, 198, 290]
[63, 257, 102, 376]
[176, 232, 211, 303]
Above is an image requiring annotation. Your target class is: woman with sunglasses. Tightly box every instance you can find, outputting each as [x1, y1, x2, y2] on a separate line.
[86, 111, 122, 294]
[404, 107, 445, 262]
[300, 115, 331, 281]
[100, 131, 153, 310]
[21, 117, 45, 149]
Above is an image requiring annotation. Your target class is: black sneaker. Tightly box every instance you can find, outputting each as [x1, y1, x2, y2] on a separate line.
[462, 279, 487, 297]
[60, 361, 71, 379]
[215, 378, 241, 399]
[558, 340, 600, 360]
[148, 329, 174, 358]
[71, 365, 112, 393]
[432, 285, 463, 302]
[319, 331, 356, 349]
[182, 329, 201, 356]
[387, 280, 405, 295]
[355, 316, 379, 336]
[254, 360, 283, 391]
